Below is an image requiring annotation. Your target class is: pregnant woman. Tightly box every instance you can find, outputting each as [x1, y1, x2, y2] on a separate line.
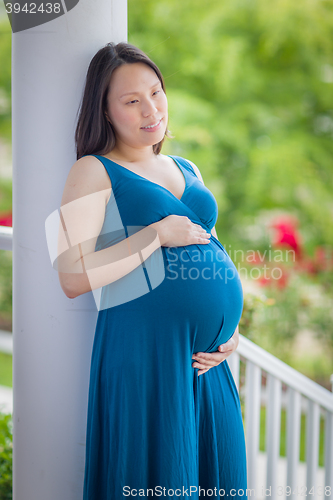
[58, 42, 248, 499]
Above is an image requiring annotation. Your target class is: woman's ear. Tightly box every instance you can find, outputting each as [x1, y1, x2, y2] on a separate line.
[105, 112, 112, 124]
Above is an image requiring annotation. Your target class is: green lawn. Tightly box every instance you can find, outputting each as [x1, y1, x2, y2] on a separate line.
[0, 352, 12, 387]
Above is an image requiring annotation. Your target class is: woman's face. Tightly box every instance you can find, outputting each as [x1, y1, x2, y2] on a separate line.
[105, 62, 168, 152]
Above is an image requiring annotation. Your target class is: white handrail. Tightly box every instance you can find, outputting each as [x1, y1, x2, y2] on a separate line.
[229, 336, 333, 498]
[0, 330, 13, 354]
[0, 225, 13, 251]
[235, 334, 333, 412]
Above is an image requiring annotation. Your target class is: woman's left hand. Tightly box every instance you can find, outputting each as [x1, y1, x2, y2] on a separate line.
[192, 325, 239, 376]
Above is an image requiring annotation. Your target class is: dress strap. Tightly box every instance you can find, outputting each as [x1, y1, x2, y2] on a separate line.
[169, 155, 198, 179]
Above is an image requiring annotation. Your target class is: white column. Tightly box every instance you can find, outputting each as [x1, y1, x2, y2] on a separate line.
[12, 1, 127, 499]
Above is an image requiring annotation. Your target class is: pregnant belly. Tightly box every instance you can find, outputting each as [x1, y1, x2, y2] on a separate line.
[162, 236, 244, 353]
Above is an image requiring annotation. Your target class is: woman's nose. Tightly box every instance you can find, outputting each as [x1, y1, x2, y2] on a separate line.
[141, 98, 157, 117]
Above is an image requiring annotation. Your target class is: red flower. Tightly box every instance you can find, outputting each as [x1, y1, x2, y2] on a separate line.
[269, 215, 302, 259]
[298, 246, 333, 275]
[256, 264, 289, 289]
[0, 210, 12, 227]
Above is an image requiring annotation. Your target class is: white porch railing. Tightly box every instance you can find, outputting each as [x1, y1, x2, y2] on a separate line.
[0, 225, 13, 251]
[228, 336, 333, 499]
[1, 225, 332, 499]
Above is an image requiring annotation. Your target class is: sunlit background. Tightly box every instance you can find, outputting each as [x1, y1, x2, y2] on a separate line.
[0, 0, 332, 494]
[0, 0, 333, 388]
[125, 0, 333, 389]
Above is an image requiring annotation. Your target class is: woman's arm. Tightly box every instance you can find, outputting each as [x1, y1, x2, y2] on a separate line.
[57, 156, 163, 299]
[57, 156, 211, 299]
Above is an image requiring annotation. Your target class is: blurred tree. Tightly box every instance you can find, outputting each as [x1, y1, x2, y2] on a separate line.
[0, 19, 11, 140]
[1, 3, 332, 248]
[128, 0, 333, 251]
[0, 0, 332, 381]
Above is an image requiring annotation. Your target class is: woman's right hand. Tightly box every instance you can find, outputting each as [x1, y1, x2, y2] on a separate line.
[151, 215, 211, 247]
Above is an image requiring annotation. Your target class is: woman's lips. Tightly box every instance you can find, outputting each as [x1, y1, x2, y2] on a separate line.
[140, 118, 162, 132]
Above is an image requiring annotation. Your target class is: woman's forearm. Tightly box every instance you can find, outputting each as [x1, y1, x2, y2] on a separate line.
[58, 222, 162, 299]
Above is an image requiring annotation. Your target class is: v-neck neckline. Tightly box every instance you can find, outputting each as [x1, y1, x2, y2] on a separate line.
[98, 154, 188, 202]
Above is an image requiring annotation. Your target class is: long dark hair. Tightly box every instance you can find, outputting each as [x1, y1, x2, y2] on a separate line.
[75, 42, 172, 160]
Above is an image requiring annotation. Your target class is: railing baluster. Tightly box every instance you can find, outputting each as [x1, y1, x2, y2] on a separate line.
[227, 351, 240, 391]
[287, 387, 301, 498]
[324, 409, 333, 498]
[245, 360, 261, 497]
[306, 400, 320, 497]
[266, 374, 281, 500]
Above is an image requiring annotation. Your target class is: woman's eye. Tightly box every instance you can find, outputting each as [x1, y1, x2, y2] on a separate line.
[126, 90, 160, 104]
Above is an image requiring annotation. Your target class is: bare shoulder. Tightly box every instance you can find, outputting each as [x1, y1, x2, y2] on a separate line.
[61, 155, 112, 207]
[184, 158, 205, 185]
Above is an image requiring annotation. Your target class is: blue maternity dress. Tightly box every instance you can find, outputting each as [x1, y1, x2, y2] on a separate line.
[82, 154, 248, 499]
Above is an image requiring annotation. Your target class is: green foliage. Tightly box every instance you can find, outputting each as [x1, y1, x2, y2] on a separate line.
[0, 19, 11, 140]
[0, 179, 12, 215]
[309, 305, 333, 355]
[239, 274, 333, 387]
[0, 249, 12, 332]
[239, 292, 267, 341]
[0, 251, 12, 316]
[129, 0, 333, 384]
[0, 1, 332, 247]
[0, 0, 331, 386]
[129, 0, 333, 249]
[0, 412, 12, 500]
[0, 353, 12, 388]
[240, 288, 303, 363]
